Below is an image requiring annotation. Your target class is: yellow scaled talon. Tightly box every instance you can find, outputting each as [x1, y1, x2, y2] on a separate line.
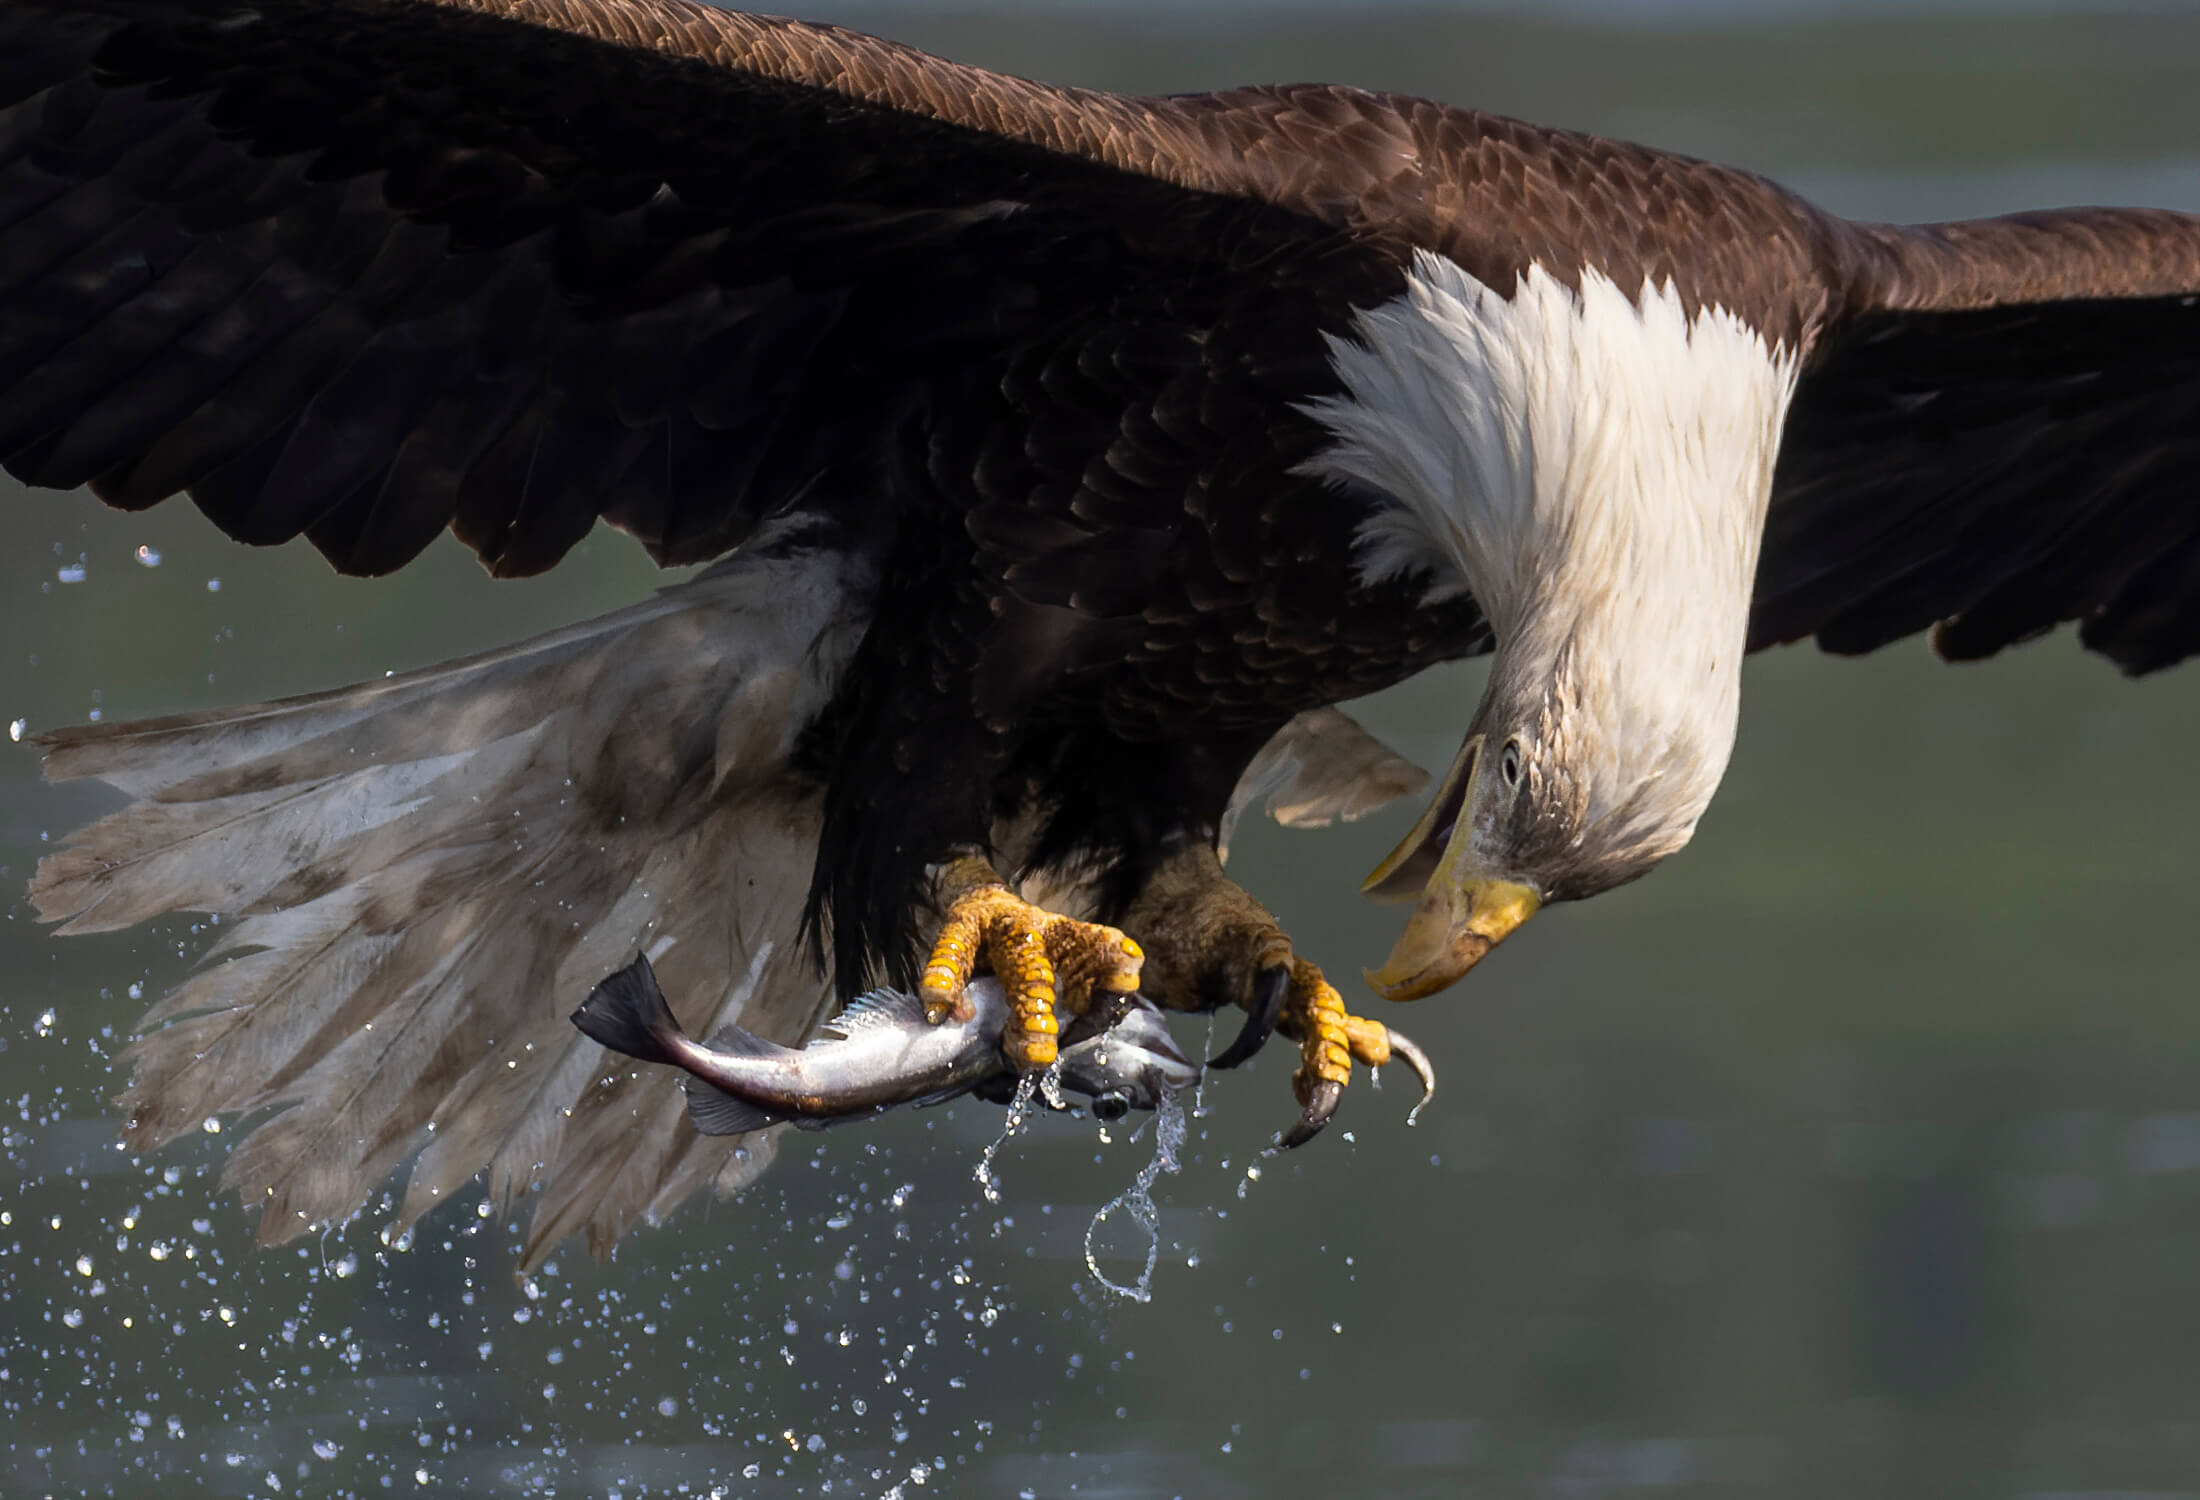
[1339, 1012, 1393, 1070]
[1274, 956, 1400, 1146]
[919, 856, 1144, 1071]
[1287, 959, 1351, 1106]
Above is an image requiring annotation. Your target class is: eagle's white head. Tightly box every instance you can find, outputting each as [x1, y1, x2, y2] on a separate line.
[1304, 253, 1801, 997]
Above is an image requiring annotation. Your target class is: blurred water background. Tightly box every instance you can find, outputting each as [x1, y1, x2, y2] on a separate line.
[6, 3, 2200, 1496]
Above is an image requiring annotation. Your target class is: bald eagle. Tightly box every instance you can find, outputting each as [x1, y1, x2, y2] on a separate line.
[8, 0, 2200, 1263]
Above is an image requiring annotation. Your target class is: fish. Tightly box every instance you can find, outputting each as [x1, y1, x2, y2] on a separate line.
[570, 953, 1201, 1135]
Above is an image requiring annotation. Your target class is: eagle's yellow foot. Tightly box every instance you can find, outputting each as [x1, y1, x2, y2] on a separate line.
[1271, 958, 1409, 1147]
[920, 857, 1144, 1070]
[1121, 843, 1435, 1146]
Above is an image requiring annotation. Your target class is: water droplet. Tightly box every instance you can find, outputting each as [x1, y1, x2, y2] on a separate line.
[1235, 1158, 1268, 1200]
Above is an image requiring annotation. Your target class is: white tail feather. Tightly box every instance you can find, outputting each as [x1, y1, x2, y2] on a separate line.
[34, 538, 864, 1267]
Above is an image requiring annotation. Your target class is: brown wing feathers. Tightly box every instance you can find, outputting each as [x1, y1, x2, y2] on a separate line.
[1755, 210, 2200, 674]
[1842, 208, 2200, 313]
[11, 0, 2200, 665]
[0, 0, 1081, 574]
[0, 0, 1850, 589]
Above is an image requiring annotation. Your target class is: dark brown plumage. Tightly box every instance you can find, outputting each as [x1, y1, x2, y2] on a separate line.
[8, 0, 2199, 669]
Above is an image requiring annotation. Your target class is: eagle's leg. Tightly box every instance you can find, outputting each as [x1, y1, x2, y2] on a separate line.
[920, 854, 1145, 1070]
[1121, 844, 1394, 1144]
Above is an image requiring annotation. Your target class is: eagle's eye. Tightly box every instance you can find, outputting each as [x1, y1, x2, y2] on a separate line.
[1499, 740, 1524, 788]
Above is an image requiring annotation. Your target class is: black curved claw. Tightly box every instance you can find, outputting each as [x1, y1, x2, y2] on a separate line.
[1208, 962, 1289, 1070]
[1279, 1079, 1343, 1149]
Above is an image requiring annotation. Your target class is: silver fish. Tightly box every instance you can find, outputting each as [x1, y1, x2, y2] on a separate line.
[571, 953, 1200, 1136]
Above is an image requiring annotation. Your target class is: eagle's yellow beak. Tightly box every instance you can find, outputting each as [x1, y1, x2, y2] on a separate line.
[1358, 734, 1542, 1001]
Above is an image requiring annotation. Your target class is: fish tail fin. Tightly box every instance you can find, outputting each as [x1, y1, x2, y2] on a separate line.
[570, 955, 687, 1068]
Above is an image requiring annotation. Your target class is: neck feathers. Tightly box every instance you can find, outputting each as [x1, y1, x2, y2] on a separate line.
[1302, 252, 1801, 870]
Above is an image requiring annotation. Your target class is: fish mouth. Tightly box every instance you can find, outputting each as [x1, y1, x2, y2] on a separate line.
[1082, 1054, 1196, 1118]
[1138, 1050, 1202, 1095]
[1056, 997, 1201, 1114]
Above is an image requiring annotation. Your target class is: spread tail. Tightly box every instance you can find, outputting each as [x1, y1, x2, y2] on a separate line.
[30, 535, 867, 1266]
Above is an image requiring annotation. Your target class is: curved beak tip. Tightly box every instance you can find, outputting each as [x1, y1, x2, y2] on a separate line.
[1364, 877, 1541, 1003]
[1362, 942, 1487, 1003]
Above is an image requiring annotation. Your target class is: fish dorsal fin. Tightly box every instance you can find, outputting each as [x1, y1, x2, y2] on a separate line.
[825, 986, 927, 1036]
[700, 1023, 789, 1058]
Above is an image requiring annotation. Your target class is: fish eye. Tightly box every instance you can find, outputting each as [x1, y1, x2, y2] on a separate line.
[1499, 739, 1523, 788]
[1092, 1092, 1130, 1122]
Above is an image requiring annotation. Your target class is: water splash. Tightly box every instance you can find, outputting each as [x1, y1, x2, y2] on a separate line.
[974, 1074, 1039, 1205]
[1192, 1013, 1219, 1120]
[1036, 1056, 1068, 1114]
[1083, 1089, 1186, 1302]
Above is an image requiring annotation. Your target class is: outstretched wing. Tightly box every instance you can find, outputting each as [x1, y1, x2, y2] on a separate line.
[0, 0, 1420, 577]
[1753, 208, 2200, 675]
